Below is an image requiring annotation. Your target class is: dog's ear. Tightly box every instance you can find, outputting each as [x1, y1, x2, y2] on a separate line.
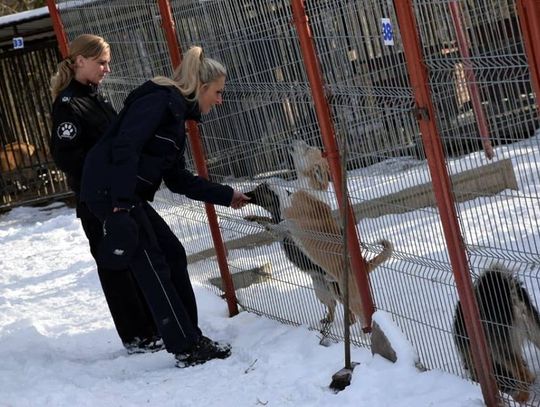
[308, 161, 330, 190]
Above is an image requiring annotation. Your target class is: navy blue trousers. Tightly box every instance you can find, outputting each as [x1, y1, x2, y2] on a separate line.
[77, 202, 157, 344]
[89, 201, 201, 354]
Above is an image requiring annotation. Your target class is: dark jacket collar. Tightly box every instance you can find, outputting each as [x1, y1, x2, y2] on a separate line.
[168, 86, 201, 122]
[124, 80, 201, 122]
[67, 79, 98, 96]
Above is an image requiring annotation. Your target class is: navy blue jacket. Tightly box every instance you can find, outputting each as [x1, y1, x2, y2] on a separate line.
[80, 81, 233, 210]
[50, 79, 117, 194]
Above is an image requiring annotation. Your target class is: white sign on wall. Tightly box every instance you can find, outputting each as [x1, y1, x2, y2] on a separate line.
[381, 18, 394, 46]
[13, 37, 24, 49]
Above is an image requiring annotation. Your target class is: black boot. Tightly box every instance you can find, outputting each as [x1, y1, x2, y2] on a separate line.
[125, 336, 165, 354]
[175, 335, 231, 367]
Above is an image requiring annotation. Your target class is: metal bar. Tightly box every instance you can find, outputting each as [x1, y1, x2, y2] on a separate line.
[156, 0, 181, 69]
[339, 134, 352, 369]
[290, 0, 375, 333]
[45, 0, 69, 58]
[517, 0, 540, 109]
[155, 0, 239, 317]
[393, 1, 500, 406]
[448, 2, 494, 160]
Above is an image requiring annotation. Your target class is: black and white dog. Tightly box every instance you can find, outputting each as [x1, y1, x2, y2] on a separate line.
[453, 264, 540, 402]
[244, 182, 345, 324]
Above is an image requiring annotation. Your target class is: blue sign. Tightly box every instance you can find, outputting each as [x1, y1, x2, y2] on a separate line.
[381, 18, 394, 46]
[13, 37, 24, 49]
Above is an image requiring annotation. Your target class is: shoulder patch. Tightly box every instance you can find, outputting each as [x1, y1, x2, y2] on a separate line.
[57, 122, 77, 140]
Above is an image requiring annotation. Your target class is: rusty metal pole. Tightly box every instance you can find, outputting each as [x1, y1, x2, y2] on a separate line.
[45, 0, 69, 58]
[393, 1, 499, 405]
[290, 0, 375, 332]
[448, 1, 494, 160]
[156, 0, 238, 317]
[517, 0, 540, 108]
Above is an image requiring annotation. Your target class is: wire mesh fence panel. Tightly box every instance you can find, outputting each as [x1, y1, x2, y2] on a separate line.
[56, 0, 172, 110]
[302, 0, 469, 379]
[415, 1, 540, 405]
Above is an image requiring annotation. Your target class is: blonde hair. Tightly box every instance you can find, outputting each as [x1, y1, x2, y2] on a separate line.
[50, 34, 110, 100]
[152, 46, 226, 101]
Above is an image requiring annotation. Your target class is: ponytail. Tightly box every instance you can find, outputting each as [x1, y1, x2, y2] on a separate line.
[152, 46, 226, 101]
[50, 59, 74, 100]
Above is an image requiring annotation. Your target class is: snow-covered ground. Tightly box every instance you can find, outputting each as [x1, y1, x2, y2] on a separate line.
[3, 133, 540, 406]
[0, 200, 482, 407]
[0, 202, 483, 406]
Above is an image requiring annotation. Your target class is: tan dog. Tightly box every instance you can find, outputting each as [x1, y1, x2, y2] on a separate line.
[253, 139, 393, 326]
[0, 142, 36, 172]
[282, 190, 393, 326]
[289, 139, 330, 191]
[0, 142, 51, 197]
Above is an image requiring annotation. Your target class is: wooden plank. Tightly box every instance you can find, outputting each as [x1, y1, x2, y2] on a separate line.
[208, 263, 272, 291]
[353, 158, 517, 220]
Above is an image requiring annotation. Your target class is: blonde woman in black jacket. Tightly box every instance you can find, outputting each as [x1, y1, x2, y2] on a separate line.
[81, 46, 249, 367]
[49, 34, 161, 354]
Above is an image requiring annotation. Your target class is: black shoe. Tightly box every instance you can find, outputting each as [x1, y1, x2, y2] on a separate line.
[175, 335, 231, 368]
[125, 336, 165, 355]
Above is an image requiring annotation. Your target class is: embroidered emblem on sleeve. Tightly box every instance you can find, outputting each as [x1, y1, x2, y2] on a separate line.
[57, 122, 77, 140]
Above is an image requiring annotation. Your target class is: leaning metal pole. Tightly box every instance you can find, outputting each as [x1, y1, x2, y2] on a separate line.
[329, 132, 358, 392]
[45, 0, 69, 58]
[516, 0, 540, 109]
[393, 1, 499, 405]
[156, 0, 239, 317]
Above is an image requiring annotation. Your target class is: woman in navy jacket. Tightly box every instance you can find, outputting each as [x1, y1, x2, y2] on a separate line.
[80, 46, 249, 367]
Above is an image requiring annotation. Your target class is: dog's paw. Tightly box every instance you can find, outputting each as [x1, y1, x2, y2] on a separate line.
[319, 336, 336, 347]
[320, 316, 334, 324]
[525, 370, 536, 385]
[243, 215, 273, 226]
[513, 389, 530, 403]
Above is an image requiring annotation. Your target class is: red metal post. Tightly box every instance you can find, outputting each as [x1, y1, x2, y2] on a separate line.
[45, 0, 69, 58]
[393, 1, 499, 405]
[156, 0, 238, 317]
[449, 2, 494, 160]
[517, 0, 540, 109]
[291, 0, 374, 332]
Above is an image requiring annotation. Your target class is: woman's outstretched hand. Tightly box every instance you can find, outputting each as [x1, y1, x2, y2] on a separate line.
[230, 190, 251, 209]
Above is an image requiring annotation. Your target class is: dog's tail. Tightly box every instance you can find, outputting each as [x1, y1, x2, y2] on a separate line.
[367, 239, 393, 273]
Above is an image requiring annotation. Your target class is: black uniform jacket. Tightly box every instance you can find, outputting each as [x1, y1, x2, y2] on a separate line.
[80, 81, 233, 210]
[50, 79, 117, 194]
